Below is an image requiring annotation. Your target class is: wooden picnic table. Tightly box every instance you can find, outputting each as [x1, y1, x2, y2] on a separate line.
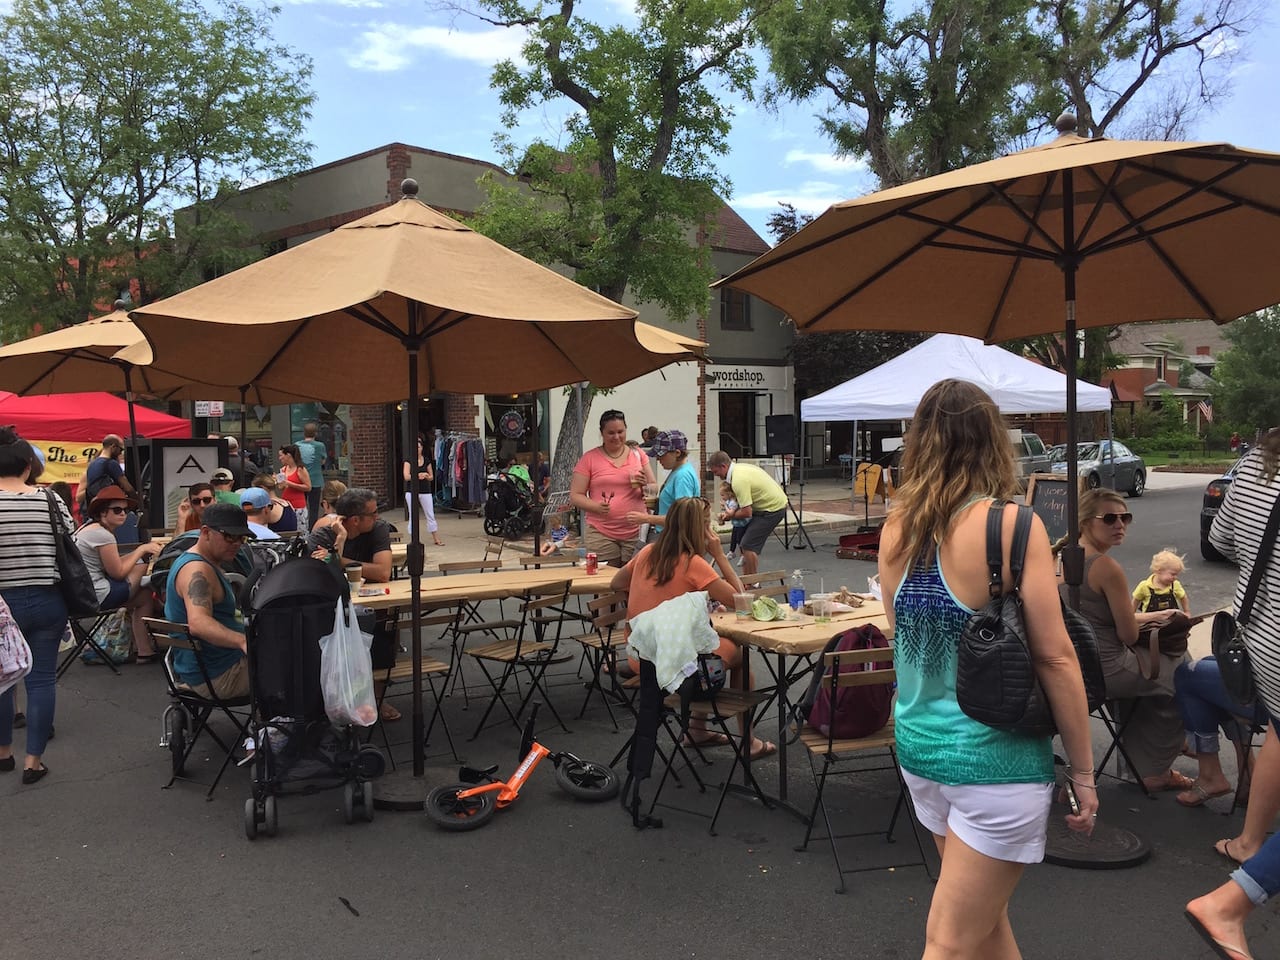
[352, 564, 618, 611]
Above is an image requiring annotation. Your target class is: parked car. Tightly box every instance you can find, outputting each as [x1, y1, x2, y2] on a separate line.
[1049, 439, 1147, 497]
[1011, 431, 1050, 488]
[1200, 456, 1244, 562]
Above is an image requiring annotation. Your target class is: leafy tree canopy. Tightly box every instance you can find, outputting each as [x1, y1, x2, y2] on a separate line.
[1214, 306, 1280, 432]
[0, 0, 314, 338]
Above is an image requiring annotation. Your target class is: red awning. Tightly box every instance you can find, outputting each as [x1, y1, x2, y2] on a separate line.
[0, 391, 190, 440]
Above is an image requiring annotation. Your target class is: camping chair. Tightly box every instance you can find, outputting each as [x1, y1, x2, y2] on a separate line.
[794, 645, 932, 893]
[1093, 700, 1152, 797]
[145, 617, 253, 801]
[464, 580, 574, 740]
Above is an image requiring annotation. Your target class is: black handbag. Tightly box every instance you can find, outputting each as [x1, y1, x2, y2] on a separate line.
[1210, 493, 1280, 708]
[956, 501, 1106, 738]
[45, 491, 100, 617]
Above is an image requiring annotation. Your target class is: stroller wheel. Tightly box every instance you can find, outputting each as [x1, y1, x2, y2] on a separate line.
[263, 796, 278, 837]
[483, 518, 505, 537]
[357, 745, 386, 780]
[342, 781, 356, 824]
[361, 781, 375, 822]
[244, 798, 258, 840]
[504, 517, 525, 540]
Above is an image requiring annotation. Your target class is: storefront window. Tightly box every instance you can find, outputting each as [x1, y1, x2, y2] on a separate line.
[484, 392, 549, 465]
[290, 403, 352, 481]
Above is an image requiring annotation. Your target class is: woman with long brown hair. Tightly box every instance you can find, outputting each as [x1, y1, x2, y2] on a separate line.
[878, 379, 1096, 958]
[610, 497, 767, 755]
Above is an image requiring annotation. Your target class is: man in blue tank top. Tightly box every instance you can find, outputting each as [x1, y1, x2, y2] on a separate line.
[164, 503, 253, 700]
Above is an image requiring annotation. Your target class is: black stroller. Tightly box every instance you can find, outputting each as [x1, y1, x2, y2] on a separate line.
[240, 557, 385, 839]
[483, 471, 536, 539]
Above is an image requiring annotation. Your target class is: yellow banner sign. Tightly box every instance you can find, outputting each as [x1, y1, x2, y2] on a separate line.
[28, 440, 104, 487]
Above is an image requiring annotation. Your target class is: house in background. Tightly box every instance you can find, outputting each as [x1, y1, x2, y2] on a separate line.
[177, 143, 791, 504]
[1104, 320, 1231, 433]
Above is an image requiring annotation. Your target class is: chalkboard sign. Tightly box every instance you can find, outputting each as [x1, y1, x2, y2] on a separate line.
[1024, 473, 1084, 545]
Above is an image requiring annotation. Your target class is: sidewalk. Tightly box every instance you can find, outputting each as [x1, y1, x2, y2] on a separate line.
[385, 476, 885, 570]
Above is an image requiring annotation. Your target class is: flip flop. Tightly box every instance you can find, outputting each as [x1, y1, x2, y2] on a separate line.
[1144, 769, 1196, 792]
[1176, 782, 1234, 807]
[680, 732, 731, 747]
[749, 740, 778, 761]
[1215, 839, 1247, 867]
[379, 703, 402, 722]
[1184, 909, 1253, 959]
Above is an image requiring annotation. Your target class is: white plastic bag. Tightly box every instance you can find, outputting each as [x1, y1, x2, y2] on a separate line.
[0, 595, 32, 697]
[318, 599, 377, 726]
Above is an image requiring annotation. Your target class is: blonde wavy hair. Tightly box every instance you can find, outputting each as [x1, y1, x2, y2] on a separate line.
[887, 379, 1019, 570]
[642, 497, 710, 587]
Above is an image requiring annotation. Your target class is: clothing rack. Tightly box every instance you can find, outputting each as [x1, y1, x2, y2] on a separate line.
[434, 432, 485, 517]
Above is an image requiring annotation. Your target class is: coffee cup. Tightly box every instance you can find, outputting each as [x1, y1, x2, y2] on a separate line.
[344, 564, 363, 585]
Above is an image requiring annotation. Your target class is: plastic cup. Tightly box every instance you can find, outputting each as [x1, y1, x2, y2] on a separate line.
[350, 578, 364, 598]
[811, 593, 833, 624]
[733, 593, 754, 619]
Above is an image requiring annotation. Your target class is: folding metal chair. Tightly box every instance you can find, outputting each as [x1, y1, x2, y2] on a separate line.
[572, 592, 634, 729]
[794, 645, 932, 893]
[145, 617, 253, 800]
[57, 607, 127, 678]
[464, 580, 574, 740]
[1094, 699, 1152, 797]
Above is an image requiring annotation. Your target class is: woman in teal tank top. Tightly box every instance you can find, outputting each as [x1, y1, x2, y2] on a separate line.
[877, 379, 1098, 959]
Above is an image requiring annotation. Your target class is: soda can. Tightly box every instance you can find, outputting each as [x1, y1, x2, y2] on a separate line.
[585, 552, 599, 575]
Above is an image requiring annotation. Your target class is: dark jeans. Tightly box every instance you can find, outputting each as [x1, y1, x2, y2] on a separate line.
[1174, 656, 1268, 753]
[0, 584, 68, 757]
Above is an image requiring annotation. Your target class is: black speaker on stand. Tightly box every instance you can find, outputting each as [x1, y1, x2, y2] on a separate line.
[763, 415, 814, 552]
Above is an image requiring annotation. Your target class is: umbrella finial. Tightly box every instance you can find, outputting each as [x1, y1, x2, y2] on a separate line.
[400, 178, 419, 198]
[1055, 111, 1078, 135]
[113, 299, 128, 311]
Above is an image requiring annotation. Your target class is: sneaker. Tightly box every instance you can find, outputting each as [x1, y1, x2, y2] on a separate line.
[734, 555, 744, 568]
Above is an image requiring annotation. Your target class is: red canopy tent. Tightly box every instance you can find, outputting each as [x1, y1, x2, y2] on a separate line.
[0, 390, 190, 485]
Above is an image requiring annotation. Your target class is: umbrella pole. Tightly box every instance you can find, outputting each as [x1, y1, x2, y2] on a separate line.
[122, 365, 144, 509]
[239, 386, 248, 474]
[407, 333, 426, 780]
[531, 392, 541, 556]
[1061, 168, 1084, 608]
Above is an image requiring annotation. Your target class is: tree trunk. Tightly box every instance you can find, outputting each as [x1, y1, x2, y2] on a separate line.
[549, 386, 592, 502]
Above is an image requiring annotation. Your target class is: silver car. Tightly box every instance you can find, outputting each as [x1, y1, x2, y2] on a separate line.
[1049, 439, 1146, 497]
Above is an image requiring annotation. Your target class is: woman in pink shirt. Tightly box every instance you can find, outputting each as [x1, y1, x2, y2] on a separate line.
[570, 409, 654, 564]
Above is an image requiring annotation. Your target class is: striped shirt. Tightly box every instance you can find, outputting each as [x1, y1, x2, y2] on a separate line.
[1209, 449, 1280, 717]
[0, 489, 75, 589]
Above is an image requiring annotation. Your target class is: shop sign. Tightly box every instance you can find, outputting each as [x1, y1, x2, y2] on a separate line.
[705, 365, 788, 391]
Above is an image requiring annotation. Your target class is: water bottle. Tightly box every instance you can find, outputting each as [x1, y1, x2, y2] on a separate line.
[789, 569, 806, 612]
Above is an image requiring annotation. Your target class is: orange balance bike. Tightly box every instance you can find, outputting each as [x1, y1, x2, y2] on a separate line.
[426, 702, 618, 831]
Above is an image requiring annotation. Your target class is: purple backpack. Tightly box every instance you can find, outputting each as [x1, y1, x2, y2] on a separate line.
[800, 623, 894, 739]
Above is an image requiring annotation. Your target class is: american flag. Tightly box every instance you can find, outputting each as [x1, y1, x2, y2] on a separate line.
[1196, 400, 1213, 423]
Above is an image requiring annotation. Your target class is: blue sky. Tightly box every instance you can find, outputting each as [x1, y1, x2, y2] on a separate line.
[271, 0, 1280, 244]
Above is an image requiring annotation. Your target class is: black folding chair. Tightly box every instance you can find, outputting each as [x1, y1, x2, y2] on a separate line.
[57, 607, 127, 678]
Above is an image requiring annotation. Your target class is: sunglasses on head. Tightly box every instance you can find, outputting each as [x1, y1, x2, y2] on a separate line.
[191, 496, 214, 505]
[1095, 512, 1134, 526]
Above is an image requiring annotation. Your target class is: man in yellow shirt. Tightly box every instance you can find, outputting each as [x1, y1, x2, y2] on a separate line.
[708, 450, 788, 575]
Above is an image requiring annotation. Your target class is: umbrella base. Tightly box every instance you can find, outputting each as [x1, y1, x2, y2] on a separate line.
[372, 767, 429, 811]
[1042, 804, 1150, 869]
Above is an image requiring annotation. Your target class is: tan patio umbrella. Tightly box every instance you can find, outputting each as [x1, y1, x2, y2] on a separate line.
[128, 180, 694, 792]
[720, 114, 1280, 591]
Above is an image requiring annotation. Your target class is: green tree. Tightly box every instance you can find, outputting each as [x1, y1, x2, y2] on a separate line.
[1213, 307, 1280, 432]
[0, 0, 313, 337]
[464, 0, 761, 491]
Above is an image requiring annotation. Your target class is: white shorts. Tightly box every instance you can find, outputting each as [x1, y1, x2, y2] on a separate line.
[902, 769, 1053, 864]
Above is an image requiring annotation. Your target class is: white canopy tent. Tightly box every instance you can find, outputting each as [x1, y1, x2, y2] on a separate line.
[801, 333, 1113, 422]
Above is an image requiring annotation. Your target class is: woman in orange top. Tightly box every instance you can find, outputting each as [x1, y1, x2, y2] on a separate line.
[611, 497, 770, 756]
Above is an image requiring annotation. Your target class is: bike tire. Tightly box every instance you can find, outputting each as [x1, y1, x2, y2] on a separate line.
[425, 784, 498, 831]
[554, 759, 619, 802]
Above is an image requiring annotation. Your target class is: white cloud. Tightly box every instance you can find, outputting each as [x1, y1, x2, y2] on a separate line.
[731, 180, 852, 215]
[346, 22, 528, 72]
[782, 148, 868, 175]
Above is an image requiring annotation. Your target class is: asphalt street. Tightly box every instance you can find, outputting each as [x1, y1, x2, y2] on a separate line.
[6, 468, 1275, 960]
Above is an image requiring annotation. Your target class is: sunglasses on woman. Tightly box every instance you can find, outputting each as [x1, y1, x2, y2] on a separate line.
[105, 506, 128, 516]
[1094, 512, 1134, 526]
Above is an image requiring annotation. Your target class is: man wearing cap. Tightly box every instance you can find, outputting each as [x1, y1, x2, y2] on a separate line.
[626, 429, 701, 535]
[707, 450, 788, 576]
[210, 468, 239, 505]
[239, 487, 281, 541]
[164, 503, 253, 699]
[309, 488, 398, 720]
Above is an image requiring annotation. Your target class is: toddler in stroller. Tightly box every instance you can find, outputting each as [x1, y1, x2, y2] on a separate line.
[483, 469, 535, 539]
[240, 556, 385, 839]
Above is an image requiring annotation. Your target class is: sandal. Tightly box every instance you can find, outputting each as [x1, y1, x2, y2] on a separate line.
[1176, 782, 1234, 807]
[680, 732, 731, 747]
[1184, 909, 1253, 959]
[749, 740, 778, 761]
[379, 702, 402, 722]
[1215, 839, 1247, 867]
[1143, 769, 1195, 792]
